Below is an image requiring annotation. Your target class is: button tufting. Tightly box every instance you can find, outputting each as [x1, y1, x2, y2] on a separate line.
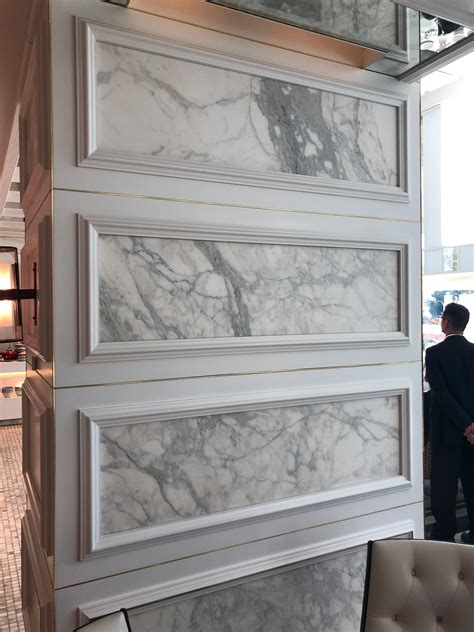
[436, 616, 443, 623]
[392, 615, 398, 621]
[459, 572, 464, 580]
[411, 569, 416, 576]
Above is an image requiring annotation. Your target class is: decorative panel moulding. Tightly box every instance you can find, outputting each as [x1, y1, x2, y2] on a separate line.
[19, 22, 51, 223]
[78, 215, 410, 363]
[22, 206, 53, 363]
[22, 511, 54, 632]
[79, 378, 412, 558]
[78, 518, 416, 623]
[22, 380, 54, 557]
[127, 545, 368, 632]
[76, 18, 409, 202]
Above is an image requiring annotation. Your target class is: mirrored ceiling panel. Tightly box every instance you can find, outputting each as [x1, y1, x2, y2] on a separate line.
[208, 1, 474, 77]
[208, 0, 404, 51]
[419, 13, 473, 60]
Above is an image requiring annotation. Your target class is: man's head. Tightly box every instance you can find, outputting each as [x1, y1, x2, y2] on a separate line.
[441, 302, 470, 334]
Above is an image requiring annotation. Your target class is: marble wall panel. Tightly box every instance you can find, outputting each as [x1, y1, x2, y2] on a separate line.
[95, 42, 398, 186]
[128, 547, 367, 632]
[98, 236, 399, 343]
[99, 395, 400, 535]
[209, 0, 399, 50]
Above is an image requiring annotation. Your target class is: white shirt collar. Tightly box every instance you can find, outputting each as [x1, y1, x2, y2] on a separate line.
[445, 333, 464, 338]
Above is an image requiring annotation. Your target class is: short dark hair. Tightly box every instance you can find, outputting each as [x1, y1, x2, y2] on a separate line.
[442, 302, 470, 331]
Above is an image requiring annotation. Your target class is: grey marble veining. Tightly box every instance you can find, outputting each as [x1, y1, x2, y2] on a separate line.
[98, 236, 399, 343]
[95, 42, 398, 186]
[99, 395, 399, 534]
[210, 0, 399, 50]
[129, 548, 367, 632]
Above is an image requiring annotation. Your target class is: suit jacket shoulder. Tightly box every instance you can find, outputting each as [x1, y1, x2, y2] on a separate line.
[425, 335, 474, 445]
[427, 335, 474, 359]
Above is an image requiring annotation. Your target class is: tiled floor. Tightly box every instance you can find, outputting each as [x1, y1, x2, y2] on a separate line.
[0, 424, 26, 631]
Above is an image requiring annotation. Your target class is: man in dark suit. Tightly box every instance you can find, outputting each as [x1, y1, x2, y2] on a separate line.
[425, 302, 474, 543]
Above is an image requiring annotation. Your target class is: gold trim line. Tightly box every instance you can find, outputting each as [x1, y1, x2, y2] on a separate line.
[53, 360, 421, 390]
[64, 499, 422, 589]
[53, 187, 421, 224]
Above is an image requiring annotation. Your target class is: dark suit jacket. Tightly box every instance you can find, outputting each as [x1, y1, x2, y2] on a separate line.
[425, 335, 474, 446]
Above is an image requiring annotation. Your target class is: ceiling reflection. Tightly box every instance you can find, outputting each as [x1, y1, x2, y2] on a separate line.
[208, 0, 473, 77]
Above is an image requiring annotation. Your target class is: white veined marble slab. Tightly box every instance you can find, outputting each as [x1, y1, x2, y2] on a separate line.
[128, 547, 367, 632]
[99, 395, 400, 535]
[95, 42, 398, 186]
[98, 235, 399, 342]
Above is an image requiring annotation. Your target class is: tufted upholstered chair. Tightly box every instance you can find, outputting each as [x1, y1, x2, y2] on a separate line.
[360, 539, 474, 631]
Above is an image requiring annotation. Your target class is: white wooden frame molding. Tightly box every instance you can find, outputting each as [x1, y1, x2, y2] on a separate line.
[77, 517, 415, 624]
[80, 377, 412, 559]
[23, 211, 53, 363]
[22, 510, 54, 612]
[78, 214, 411, 363]
[38, 214, 54, 363]
[22, 380, 54, 557]
[19, 22, 51, 221]
[22, 511, 55, 632]
[385, 5, 411, 63]
[76, 17, 410, 203]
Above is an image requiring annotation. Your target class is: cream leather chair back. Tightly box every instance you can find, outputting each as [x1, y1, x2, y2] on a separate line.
[361, 539, 474, 631]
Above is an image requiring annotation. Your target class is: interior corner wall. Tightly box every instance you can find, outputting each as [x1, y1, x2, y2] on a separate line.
[46, 1, 422, 630]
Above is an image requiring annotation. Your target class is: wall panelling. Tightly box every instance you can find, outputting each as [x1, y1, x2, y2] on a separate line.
[77, 18, 404, 202]
[22, 376, 54, 560]
[55, 503, 422, 630]
[51, 0, 420, 219]
[55, 362, 421, 586]
[46, 2, 423, 628]
[19, 18, 51, 228]
[53, 191, 420, 387]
